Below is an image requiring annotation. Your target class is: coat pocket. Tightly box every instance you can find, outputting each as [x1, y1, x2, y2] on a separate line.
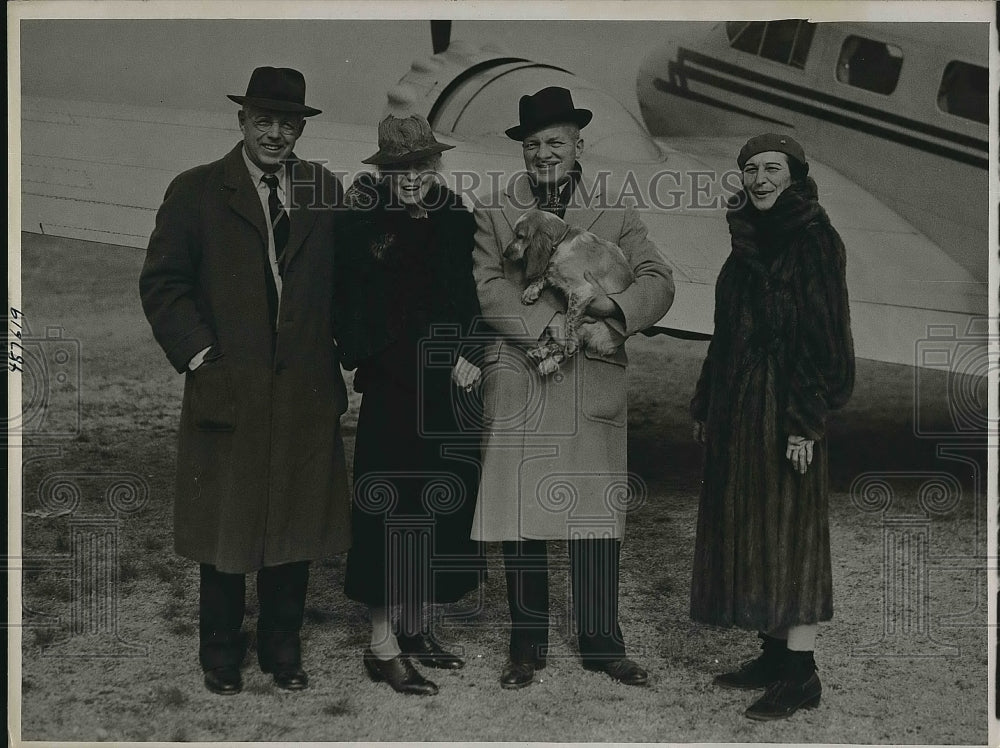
[581, 348, 627, 427]
[189, 359, 237, 431]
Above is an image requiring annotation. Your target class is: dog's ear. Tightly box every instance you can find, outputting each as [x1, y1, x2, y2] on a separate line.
[523, 218, 552, 280]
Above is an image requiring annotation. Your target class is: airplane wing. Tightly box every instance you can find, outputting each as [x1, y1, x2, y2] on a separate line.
[20, 95, 380, 249]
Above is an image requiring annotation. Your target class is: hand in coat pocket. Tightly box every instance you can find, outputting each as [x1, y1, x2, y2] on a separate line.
[189, 357, 236, 431]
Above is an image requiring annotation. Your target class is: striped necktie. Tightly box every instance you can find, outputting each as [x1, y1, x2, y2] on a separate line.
[261, 173, 290, 275]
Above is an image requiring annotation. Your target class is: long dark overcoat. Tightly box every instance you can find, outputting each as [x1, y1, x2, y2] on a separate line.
[689, 177, 854, 631]
[333, 177, 486, 607]
[140, 143, 351, 574]
[472, 170, 675, 541]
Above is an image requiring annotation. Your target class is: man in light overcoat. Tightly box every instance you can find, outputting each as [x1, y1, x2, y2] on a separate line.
[471, 86, 675, 688]
[139, 67, 350, 696]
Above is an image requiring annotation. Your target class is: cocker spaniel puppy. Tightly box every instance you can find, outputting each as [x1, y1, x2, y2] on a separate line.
[504, 209, 635, 373]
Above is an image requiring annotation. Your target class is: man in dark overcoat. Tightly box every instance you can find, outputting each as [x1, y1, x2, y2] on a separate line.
[471, 87, 675, 689]
[139, 67, 351, 696]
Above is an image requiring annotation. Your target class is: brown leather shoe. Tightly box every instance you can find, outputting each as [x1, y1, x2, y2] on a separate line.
[203, 666, 242, 695]
[583, 657, 649, 686]
[363, 648, 439, 695]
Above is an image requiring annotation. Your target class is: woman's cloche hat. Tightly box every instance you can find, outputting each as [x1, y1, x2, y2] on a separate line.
[505, 86, 593, 141]
[227, 66, 322, 117]
[737, 133, 808, 170]
[361, 114, 455, 166]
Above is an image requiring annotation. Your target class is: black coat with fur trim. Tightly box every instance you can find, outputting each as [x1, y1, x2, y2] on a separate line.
[333, 174, 485, 606]
[689, 177, 854, 631]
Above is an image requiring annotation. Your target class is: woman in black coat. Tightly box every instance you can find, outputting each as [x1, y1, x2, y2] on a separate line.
[333, 114, 486, 696]
[690, 134, 854, 721]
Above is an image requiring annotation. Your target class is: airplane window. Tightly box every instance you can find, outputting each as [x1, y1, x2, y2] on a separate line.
[937, 60, 988, 124]
[725, 21, 748, 42]
[836, 35, 903, 95]
[729, 20, 815, 69]
[789, 23, 816, 69]
[760, 20, 800, 65]
[728, 21, 765, 55]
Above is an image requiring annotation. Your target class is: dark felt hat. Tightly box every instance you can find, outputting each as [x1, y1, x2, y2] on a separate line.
[228, 67, 321, 116]
[504, 86, 593, 141]
[361, 114, 455, 166]
[737, 133, 807, 170]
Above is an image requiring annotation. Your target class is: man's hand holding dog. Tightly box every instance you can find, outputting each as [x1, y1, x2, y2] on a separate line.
[452, 355, 482, 392]
[583, 270, 625, 325]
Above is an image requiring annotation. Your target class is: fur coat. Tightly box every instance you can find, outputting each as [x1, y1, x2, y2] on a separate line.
[689, 177, 855, 630]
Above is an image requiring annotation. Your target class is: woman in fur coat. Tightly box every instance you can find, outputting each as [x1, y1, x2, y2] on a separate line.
[333, 115, 486, 696]
[690, 134, 854, 721]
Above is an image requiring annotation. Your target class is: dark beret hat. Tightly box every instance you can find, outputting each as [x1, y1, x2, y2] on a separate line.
[737, 133, 807, 170]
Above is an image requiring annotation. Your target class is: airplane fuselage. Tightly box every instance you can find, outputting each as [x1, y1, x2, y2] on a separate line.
[636, 21, 988, 280]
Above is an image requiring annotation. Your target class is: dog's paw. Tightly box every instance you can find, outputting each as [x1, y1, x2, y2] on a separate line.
[525, 345, 546, 362]
[564, 337, 579, 357]
[537, 358, 560, 376]
[521, 286, 541, 305]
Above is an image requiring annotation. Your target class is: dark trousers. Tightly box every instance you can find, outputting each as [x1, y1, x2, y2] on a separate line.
[198, 561, 309, 671]
[502, 538, 626, 665]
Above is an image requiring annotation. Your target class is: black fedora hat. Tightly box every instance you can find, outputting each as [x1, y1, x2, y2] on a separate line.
[228, 66, 322, 117]
[361, 114, 455, 166]
[504, 86, 592, 141]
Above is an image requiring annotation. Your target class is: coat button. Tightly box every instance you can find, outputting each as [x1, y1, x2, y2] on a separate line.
[275, 361, 287, 374]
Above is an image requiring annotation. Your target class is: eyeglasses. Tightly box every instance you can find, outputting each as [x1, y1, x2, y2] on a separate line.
[249, 116, 303, 136]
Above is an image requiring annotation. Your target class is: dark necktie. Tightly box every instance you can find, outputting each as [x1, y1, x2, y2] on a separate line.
[260, 174, 288, 329]
[261, 173, 290, 275]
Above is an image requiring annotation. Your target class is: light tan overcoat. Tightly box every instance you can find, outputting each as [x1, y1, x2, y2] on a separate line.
[471, 170, 674, 541]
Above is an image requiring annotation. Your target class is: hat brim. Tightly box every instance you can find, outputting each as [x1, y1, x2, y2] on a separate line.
[228, 94, 322, 117]
[361, 142, 455, 166]
[504, 109, 593, 141]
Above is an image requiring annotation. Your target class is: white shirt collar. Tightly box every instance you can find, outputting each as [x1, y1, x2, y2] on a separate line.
[241, 145, 286, 191]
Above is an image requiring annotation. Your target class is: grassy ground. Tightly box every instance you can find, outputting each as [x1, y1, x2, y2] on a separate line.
[15, 232, 988, 743]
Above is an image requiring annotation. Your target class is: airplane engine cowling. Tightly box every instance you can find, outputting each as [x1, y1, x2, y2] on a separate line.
[387, 41, 664, 164]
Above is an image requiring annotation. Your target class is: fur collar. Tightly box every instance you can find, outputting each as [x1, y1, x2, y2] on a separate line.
[726, 177, 826, 265]
[343, 173, 463, 260]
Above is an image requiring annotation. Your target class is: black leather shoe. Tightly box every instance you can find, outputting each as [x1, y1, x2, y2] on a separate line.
[397, 632, 465, 670]
[500, 659, 537, 690]
[583, 658, 649, 686]
[266, 665, 309, 691]
[715, 634, 786, 690]
[203, 666, 242, 695]
[715, 655, 784, 690]
[745, 671, 822, 721]
[363, 648, 439, 695]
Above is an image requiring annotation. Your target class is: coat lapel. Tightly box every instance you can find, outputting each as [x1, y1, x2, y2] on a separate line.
[562, 169, 603, 233]
[501, 171, 535, 233]
[282, 156, 320, 269]
[222, 143, 268, 246]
